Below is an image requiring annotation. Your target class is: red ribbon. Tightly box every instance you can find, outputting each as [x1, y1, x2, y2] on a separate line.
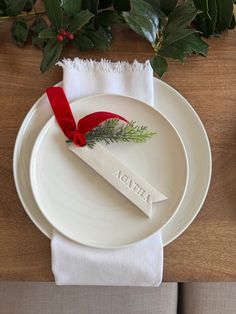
[46, 87, 128, 147]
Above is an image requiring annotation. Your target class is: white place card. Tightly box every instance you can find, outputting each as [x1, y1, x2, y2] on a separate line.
[69, 143, 167, 218]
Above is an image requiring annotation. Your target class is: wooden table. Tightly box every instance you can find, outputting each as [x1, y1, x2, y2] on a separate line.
[0, 21, 235, 282]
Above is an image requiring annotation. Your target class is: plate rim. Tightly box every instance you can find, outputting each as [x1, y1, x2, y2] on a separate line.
[29, 93, 189, 248]
[13, 78, 212, 246]
[158, 80, 212, 245]
[13, 96, 50, 237]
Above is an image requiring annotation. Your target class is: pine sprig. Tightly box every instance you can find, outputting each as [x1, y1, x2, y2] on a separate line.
[85, 119, 156, 148]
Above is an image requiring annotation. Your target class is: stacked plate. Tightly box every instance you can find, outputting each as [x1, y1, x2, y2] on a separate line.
[13, 78, 212, 248]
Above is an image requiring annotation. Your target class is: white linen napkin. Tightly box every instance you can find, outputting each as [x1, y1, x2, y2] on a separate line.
[51, 58, 163, 286]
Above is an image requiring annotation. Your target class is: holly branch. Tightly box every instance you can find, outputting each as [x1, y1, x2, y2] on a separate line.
[0, 0, 235, 77]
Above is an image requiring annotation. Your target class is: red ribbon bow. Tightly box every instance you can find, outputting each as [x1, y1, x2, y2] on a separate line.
[46, 87, 128, 147]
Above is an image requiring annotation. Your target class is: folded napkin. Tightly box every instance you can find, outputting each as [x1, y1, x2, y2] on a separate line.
[51, 58, 163, 286]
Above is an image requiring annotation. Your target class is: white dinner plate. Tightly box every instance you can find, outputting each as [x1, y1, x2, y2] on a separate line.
[13, 78, 212, 246]
[30, 94, 188, 247]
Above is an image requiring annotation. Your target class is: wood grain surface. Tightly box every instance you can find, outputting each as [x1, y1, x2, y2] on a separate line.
[0, 20, 235, 281]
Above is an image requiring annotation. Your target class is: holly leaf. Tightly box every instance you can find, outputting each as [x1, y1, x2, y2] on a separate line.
[122, 0, 159, 43]
[96, 10, 124, 26]
[40, 38, 62, 73]
[195, 0, 217, 37]
[211, 5, 218, 34]
[160, 0, 177, 15]
[159, 33, 208, 62]
[44, 0, 62, 31]
[163, 28, 198, 46]
[82, 0, 98, 14]
[68, 10, 94, 33]
[163, 1, 200, 45]
[216, 0, 234, 32]
[30, 17, 48, 35]
[11, 18, 29, 46]
[193, 0, 210, 18]
[73, 33, 94, 51]
[5, 0, 27, 16]
[85, 25, 111, 50]
[194, 0, 235, 36]
[62, 0, 82, 16]
[143, 0, 165, 19]
[165, 1, 200, 35]
[123, 13, 156, 43]
[39, 27, 57, 39]
[30, 17, 48, 48]
[150, 55, 168, 78]
[32, 36, 46, 48]
[131, 0, 159, 28]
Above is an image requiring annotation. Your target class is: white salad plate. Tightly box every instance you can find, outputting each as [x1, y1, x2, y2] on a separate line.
[29, 94, 189, 248]
[13, 78, 212, 246]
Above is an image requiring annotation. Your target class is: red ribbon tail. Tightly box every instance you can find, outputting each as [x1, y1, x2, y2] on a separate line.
[46, 87, 76, 140]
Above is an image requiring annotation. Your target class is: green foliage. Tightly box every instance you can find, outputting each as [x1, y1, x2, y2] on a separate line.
[150, 55, 168, 78]
[0, 0, 235, 76]
[30, 17, 47, 35]
[62, 0, 82, 16]
[159, 33, 208, 62]
[163, 2, 200, 45]
[82, 0, 99, 14]
[193, 0, 235, 36]
[122, 0, 159, 43]
[96, 10, 124, 26]
[6, 0, 36, 14]
[11, 18, 29, 45]
[73, 33, 94, 51]
[124, 0, 207, 76]
[44, 0, 62, 31]
[68, 10, 94, 33]
[193, 0, 210, 18]
[215, 0, 234, 31]
[85, 119, 156, 148]
[39, 27, 57, 39]
[5, 0, 27, 16]
[84, 24, 112, 50]
[40, 38, 62, 73]
[159, 0, 177, 15]
[30, 17, 48, 48]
